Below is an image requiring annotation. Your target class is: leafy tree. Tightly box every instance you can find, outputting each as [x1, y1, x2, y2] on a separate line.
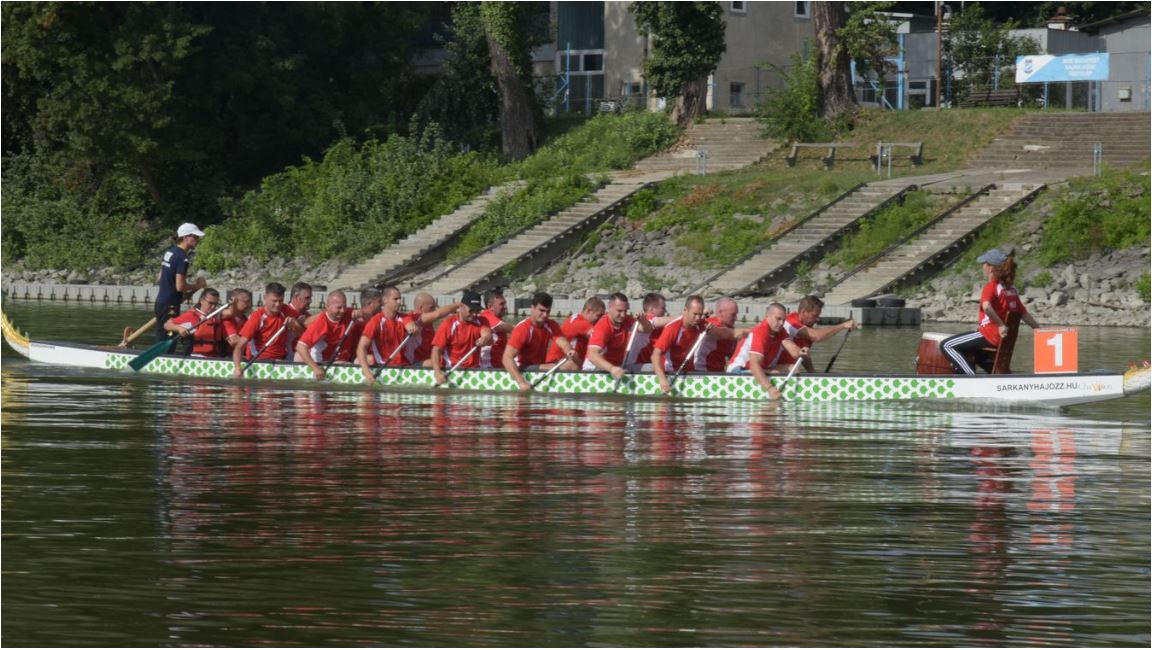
[479, 2, 542, 160]
[630, 1, 726, 128]
[811, 1, 856, 123]
[946, 4, 1040, 103]
[839, 2, 899, 85]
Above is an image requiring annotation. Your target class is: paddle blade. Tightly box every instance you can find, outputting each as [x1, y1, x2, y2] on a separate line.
[128, 338, 176, 371]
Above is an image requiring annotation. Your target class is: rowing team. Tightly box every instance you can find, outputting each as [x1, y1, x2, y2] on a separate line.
[164, 283, 855, 399]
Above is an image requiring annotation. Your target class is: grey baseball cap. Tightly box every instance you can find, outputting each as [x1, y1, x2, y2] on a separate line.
[977, 248, 1008, 265]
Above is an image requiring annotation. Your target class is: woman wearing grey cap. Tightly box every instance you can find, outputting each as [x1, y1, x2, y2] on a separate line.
[153, 223, 208, 342]
[940, 248, 1040, 374]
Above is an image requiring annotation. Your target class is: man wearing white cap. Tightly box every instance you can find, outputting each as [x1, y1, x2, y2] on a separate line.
[154, 223, 208, 342]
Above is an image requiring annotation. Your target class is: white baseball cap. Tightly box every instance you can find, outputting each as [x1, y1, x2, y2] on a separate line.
[177, 223, 205, 238]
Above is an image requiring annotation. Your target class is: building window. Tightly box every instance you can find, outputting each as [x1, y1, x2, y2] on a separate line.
[582, 53, 604, 72]
[730, 82, 745, 108]
[730, 1, 747, 13]
[556, 49, 606, 75]
[622, 82, 643, 97]
[795, 1, 810, 18]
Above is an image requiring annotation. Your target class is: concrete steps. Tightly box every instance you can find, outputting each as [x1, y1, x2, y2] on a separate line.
[416, 178, 656, 295]
[696, 184, 916, 296]
[633, 117, 777, 174]
[821, 185, 1044, 305]
[969, 112, 1150, 169]
[328, 182, 522, 290]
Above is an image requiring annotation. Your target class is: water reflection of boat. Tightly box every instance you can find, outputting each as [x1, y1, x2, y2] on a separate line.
[3, 311, 1149, 408]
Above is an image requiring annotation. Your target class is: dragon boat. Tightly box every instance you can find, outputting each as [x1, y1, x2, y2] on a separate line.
[3, 307, 1148, 408]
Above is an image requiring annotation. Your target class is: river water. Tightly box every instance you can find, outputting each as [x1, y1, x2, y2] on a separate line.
[2, 303, 1149, 646]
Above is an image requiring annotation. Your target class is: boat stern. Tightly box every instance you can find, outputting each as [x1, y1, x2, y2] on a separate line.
[0, 304, 31, 358]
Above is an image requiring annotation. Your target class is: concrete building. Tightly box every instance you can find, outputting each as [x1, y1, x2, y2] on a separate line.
[551, 0, 815, 114]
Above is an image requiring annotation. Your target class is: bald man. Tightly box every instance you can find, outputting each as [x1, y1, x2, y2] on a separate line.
[694, 297, 748, 372]
[406, 292, 462, 367]
[295, 290, 349, 380]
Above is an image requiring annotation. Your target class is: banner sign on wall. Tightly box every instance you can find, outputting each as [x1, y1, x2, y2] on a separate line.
[1015, 53, 1110, 83]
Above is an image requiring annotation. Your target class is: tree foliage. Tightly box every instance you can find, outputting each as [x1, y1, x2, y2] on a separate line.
[479, 2, 544, 160]
[630, 1, 726, 127]
[2, 2, 435, 267]
[947, 4, 1040, 102]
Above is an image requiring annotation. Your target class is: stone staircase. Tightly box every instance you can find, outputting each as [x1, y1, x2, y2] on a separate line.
[633, 117, 776, 174]
[695, 184, 916, 296]
[417, 176, 663, 296]
[968, 112, 1150, 171]
[327, 182, 522, 291]
[821, 184, 1045, 305]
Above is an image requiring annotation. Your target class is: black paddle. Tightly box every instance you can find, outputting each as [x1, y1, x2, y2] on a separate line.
[129, 303, 229, 371]
[239, 323, 288, 377]
[824, 328, 853, 373]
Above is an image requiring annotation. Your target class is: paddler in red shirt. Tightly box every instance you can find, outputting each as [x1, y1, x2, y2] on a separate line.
[294, 290, 350, 380]
[545, 296, 605, 369]
[164, 288, 226, 357]
[232, 282, 291, 377]
[779, 295, 856, 372]
[335, 288, 383, 363]
[356, 286, 419, 383]
[629, 292, 677, 370]
[584, 292, 653, 380]
[431, 291, 493, 385]
[280, 281, 312, 360]
[725, 303, 808, 400]
[502, 291, 578, 392]
[651, 295, 709, 393]
[478, 288, 514, 369]
[222, 288, 253, 353]
[693, 297, 750, 372]
[407, 292, 463, 367]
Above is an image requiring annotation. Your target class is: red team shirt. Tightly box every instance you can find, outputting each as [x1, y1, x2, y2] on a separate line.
[336, 314, 369, 362]
[507, 318, 563, 368]
[170, 308, 225, 356]
[222, 313, 248, 342]
[546, 314, 597, 365]
[776, 312, 814, 365]
[479, 309, 507, 369]
[653, 316, 706, 371]
[362, 311, 415, 367]
[694, 315, 735, 372]
[586, 315, 639, 367]
[726, 319, 788, 372]
[406, 310, 436, 363]
[239, 307, 290, 360]
[297, 312, 351, 363]
[431, 315, 486, 369]
[978, 280, 1027, 346]
[280, 303, 311, 360]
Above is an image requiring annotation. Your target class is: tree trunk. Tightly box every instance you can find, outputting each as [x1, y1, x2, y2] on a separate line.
[812, 1, 857, 122]
[670, 77, 707, 128]
[485, 30, 538, 161]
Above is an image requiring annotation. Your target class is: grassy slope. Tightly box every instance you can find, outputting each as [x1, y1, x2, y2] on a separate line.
[623, 108, 1031, 270]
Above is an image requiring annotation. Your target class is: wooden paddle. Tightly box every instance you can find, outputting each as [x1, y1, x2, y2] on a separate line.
[118, 317, 157, 348]
[667, 323, 712, 394]
[129, 303, 229, 371]
[824, 328, 853, 373]
[239, 323, 288, 377]
[372, 333, 414, 380]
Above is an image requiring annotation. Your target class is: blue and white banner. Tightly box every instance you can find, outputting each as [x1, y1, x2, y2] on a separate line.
[1015, 53, 1110, 83]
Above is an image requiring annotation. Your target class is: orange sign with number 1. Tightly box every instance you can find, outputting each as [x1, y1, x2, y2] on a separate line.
[1034, 328, 1078, 374]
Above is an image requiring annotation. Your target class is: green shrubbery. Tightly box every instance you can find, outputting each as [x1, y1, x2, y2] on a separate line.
[1037, 168, 1150, 265]
[757, 52, 842, 143]
[195, 124, 497, 272]
[2, 152, 160, 270]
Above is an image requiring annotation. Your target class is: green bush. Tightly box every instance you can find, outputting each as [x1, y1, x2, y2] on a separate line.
[1037, 168, 1150, 265]
[2, 152, 158, 270]
[1137, 273, 1151, 302]
[757, 50, 838, 143]
[195, 124, 497, 272]
[1031, 270, 1053, 287]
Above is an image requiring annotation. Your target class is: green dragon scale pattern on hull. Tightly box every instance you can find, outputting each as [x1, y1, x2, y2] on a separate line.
[104, 352, 957, 402]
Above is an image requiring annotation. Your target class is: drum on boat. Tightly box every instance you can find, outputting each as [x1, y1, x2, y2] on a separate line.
[915, 332, 956, 375]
